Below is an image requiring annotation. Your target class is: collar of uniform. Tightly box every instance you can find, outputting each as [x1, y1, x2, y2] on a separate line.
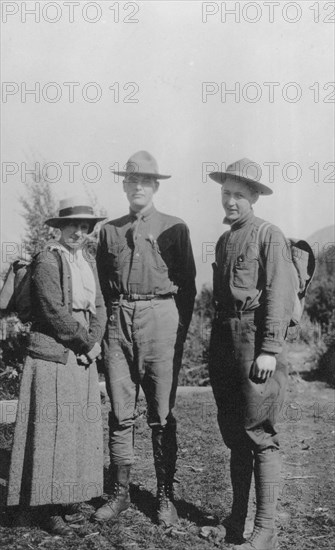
[224, 209, 254, 231]
[129, 204, 156, 222]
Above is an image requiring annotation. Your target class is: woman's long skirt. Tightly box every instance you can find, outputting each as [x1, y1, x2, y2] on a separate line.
[6, 348, 103, 507]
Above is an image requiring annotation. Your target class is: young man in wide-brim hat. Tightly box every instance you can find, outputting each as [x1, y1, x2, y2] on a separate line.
[208, 158, 296, 550]
[94, 151, 196, 527]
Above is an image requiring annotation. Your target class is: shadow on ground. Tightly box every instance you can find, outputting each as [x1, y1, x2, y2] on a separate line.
[129, 483, 216, 527]
[299, 343, 335, 388]
[101, 465, 216, 527]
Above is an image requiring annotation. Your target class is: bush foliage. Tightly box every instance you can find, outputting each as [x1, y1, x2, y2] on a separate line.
[0, 317, 29, 399]
[179, 285, 214, 386]
[305, 245, 335, 329]
[304, 244, 335, 387]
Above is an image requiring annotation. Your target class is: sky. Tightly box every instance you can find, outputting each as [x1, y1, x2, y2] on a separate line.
[1, 0, 334, 287]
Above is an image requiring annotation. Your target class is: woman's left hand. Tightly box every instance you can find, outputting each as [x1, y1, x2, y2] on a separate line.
[77, 343, 101, 366]
[86, 342, 102, 362]
[77, 354, 90, 366]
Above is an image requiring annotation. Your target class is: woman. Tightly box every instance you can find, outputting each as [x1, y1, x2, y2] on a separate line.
[6, 196, 107, 536]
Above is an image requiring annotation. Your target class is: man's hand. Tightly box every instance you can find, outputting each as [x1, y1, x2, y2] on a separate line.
[250, 353, 276, 383]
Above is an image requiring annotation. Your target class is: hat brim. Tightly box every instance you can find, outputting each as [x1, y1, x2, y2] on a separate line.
[45, 215, 106, 228]
[209, 172, 273, 195]
[112, 171, 171, 180]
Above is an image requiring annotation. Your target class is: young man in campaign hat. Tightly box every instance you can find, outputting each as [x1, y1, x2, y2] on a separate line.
[209, 158, 296, 550]
[94, 151, 196, 526]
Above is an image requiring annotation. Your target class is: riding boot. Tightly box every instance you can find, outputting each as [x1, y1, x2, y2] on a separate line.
[152, 424, 178, 526]
[233, 448, 280, 550]
[163, 420, 178, 486]
[223, 447, 253, 544]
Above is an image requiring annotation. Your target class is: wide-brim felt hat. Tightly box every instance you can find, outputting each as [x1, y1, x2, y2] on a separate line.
[209, 157, 273, 195]
[45, 195, 106, 229]
[112, 150, 171, 180]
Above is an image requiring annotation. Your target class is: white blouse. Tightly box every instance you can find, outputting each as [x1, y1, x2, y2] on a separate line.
[51, 243, 96, 314]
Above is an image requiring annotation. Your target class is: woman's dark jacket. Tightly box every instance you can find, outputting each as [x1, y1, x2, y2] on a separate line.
[27, 247, 107, 364]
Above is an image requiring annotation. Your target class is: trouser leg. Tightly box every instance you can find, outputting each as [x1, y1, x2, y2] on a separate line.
[92, 304, 135, 523]
[136, 299, 180, 525]
[103, 303, 137, 467]
[209, 317, 285, 549]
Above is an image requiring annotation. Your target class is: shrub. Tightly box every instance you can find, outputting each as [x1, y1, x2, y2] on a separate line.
[289, 313, 323, 346]
[316, 331, 335, 387]
[305, 245, 335, 330]
[0, 315, 29, 400]
[179, 285, 214, 386]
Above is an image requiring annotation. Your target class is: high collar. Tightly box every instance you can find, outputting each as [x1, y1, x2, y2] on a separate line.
[224, 209, 254, 231]
[129, 204, 156, 221]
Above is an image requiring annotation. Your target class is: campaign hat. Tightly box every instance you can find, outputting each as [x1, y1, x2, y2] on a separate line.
[112, 151, 171, 180]
[209, 157, 273, 195]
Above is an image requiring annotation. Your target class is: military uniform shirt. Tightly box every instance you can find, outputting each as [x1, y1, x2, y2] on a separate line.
[213, 210, 295, 354]
[97, 205, 196, 328]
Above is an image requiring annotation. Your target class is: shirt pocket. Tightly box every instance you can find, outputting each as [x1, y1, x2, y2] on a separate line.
[150, 238, 173, 272]
[232, 259, 257, 289]
[106, 243, 130, 271]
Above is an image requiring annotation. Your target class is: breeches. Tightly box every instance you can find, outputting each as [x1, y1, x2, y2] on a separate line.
[103, 298, 181, 465]
[209, 313, 288, 452]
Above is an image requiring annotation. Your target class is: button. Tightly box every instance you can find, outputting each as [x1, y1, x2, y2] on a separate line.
[135, 253, 139, 257]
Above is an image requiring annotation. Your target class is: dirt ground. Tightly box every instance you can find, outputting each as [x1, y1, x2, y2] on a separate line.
[0, 342, 334, 549]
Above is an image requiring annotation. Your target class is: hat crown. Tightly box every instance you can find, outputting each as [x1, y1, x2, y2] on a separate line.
[208, 157, 272, 195]
[227, 158, 262, 182]
[112, 150, 170, 179]
[125, 150, 159, 177]
[58, 195, 92, 213]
